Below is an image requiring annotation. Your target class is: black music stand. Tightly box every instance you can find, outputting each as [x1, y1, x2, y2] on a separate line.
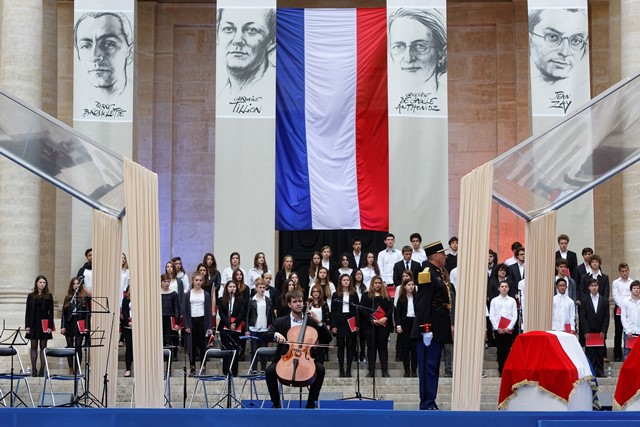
[338, 299, 378, 401]
[60, 296, 109, 408]
[0, 322, 31, 407]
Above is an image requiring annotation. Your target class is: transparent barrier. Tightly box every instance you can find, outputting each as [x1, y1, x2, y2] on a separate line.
[0, 91, 124, 217]
[492, 73, 640, 220]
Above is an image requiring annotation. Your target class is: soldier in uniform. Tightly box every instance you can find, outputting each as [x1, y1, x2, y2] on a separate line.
[411, 241, 454, 410]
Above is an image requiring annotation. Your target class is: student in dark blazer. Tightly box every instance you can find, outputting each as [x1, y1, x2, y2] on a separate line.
[579, 254, 610, 302]
[348, 237, 366, 270]
[572, 247, 593, 291]
[245, 278, 275, 372]
[508, 247, 525, 284]
[555, 234, 578, 276]
[393, 246, 422, 287]
[262, 289, 332, 409]
[218, 280, 248, 376]
[331, 274, 359, 377]
[580, 278, 609, 377]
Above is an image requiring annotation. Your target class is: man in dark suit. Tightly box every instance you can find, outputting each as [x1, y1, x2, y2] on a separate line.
[579, 254, 609, 302]
[412, 241, 455, 410]
[555, 234, 578, 277]
[348, 237, 365, 270]
[445, 236, 458, 273]
[393, 246, 422, 287]
[572, 247, 593, 294]
[263, 289, 331, 408]
[508, 247, 525, 285]
[580, 278, 609, 377]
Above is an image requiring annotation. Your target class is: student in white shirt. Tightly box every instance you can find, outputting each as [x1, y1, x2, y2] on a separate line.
[552, 277, 576, 333]
[248, 251, 271, 290]
[410, 233, 427, 265]
[489, 282, 517, 375]
[621, 280, 640, 360]
[613, 262, 633, 362]
[377, 233, 402, 285]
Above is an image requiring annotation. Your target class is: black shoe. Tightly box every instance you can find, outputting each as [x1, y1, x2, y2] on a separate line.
[345, 371, 351, 377]
[339, 369, 345, 377]
[411, 370, 417, 377]
[404, 371, 410, 378]
[395, 356, 402, 362]
[366, 371, 374, 378]
[38, 367, 45, 377]
[305, 403, 317, 409]
[614, 356, 622, 362]
[426, 404, 440, 410]
[382, 371, 390, 378]
[272, 402, 281, 409]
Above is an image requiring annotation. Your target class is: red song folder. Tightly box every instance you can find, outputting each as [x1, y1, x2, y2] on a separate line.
[585, 334, 605, 347]
[373, 306, 387, 327]
[627, 335, 638, 350]
[171, 316, 184, 330]
[498, 316, 511, 329]
[564, 323, 572, 333]
[77, 319, 87, 333]
[41, 319, 55, 332]
[347, 317, 357, 332]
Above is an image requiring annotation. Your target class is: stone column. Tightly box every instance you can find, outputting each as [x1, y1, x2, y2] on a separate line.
[0, 1, 43, 320]
[621, 0, 640, 278]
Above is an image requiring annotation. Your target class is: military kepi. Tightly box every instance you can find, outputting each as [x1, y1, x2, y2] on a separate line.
[423, 241, 445, 257]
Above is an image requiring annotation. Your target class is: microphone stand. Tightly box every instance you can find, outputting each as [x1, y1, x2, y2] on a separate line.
[335, 298, 378, 401]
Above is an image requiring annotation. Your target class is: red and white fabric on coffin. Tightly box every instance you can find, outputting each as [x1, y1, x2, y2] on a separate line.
[499, 331, 594, 410]
[614, 337, 640, 410]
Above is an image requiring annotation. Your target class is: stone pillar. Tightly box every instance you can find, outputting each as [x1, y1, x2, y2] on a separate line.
[621, 0, 640, 278]
[0, 1, 43, 320]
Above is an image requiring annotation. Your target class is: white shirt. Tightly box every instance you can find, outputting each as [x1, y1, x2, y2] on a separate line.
[338, 267, 353, 277]
[621, 297, 640, 335]
[591, 294, 600, 314]
[377, 248, 402, 284]
[352, 252, 362, 267]
[406, 295, 415, 318]
[219, 267, 247, 297]
[503, 256, 517, 266]
[450, 267, 458, 287]
[310, 306, 324, 325]
[250, 296, 268, 331]
[341, 293, 350, 313]
[83, 269, 93, 294]
[120, 269, 130, 295]
[489, 294, 517, 330]
[552, 293, 575, 332]
[361, 266, 377, 287]
[248, 268, 271, 290]
[613, 277, 634, 308]
[190, 290, 205, 317]
[411, 248, 427, 265]
[558, 250, 568, 260]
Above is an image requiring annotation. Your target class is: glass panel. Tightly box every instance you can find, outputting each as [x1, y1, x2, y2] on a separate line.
[492, 73, 640, 220]
[0, 91, 124, 218]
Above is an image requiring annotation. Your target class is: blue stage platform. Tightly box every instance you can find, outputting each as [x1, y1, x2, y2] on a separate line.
[3, 409, 640, 427]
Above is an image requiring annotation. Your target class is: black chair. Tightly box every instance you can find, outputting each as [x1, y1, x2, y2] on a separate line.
[237, 346, 278, 408]
[40, 347, 84, 407]
[0, 347, 34, 407]
[189, 348, 241, 408]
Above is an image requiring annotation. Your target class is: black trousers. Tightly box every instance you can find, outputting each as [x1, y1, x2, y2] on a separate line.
[220, 330, 241, 375]
[189, 316, 206, 366]
[123, 328, 133, 370]
[493, 331, 513, 374]
[336, 334, 356, 373]
[614, 307, 623, 359]
[265, 360, 325, 408]
[365, 326, 390, 373]
[585, 344, 606, 377]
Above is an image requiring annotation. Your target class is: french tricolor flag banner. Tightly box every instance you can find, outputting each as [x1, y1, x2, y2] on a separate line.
[275, 8, 389, 231]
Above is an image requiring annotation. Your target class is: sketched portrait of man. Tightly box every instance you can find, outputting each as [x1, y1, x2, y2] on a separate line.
[529, 8, 590, 115]
[216, 7, 276, 116]
[73, 11, 134, 121]
[388, 8, 447, 116]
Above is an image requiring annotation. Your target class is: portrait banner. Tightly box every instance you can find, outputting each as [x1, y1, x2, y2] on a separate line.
[214, 0, 277, 272]
[528, 0, 594, 258]
[72, 0, 134, 282]
[73, 0, 134, 122]
[387, 0, 449, 244]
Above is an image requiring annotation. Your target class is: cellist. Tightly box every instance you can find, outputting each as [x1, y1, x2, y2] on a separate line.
[263, 289, 332, 409]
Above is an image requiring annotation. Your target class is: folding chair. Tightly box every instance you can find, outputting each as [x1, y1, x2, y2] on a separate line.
[0, 347, 34, 407]
[189, 348, 241, 408]
[40, 347, 85, 407]
[237, 346, 278, 408]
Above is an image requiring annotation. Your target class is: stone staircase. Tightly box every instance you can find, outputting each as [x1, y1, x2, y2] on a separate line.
[0, 335, 622, 410]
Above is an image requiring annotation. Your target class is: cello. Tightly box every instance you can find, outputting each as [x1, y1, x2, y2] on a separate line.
[275, 307, 318, 387]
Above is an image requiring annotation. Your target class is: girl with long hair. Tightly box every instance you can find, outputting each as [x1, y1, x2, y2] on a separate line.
[361, 252, 380, 288]
[161, 273, 181, 360]
[61, 277, 91, 373]
[353, 269, 368, 363]
[311, 267, 336, 309]
[184, 273, 213, 375]
[307, 251, 322, 291]
[202, 252, 221, 294]
[360, 276, 392, 378]
[331, 274, 358, 377]
[274, 254, 294, 292]
[395, 278, 417, 377]
[308, 284, 331, 364]
[220, 252, 246, 294]
[248, 251, 271, 290]
[25, 275, 54, 376]
[218, 280, 248, 375]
